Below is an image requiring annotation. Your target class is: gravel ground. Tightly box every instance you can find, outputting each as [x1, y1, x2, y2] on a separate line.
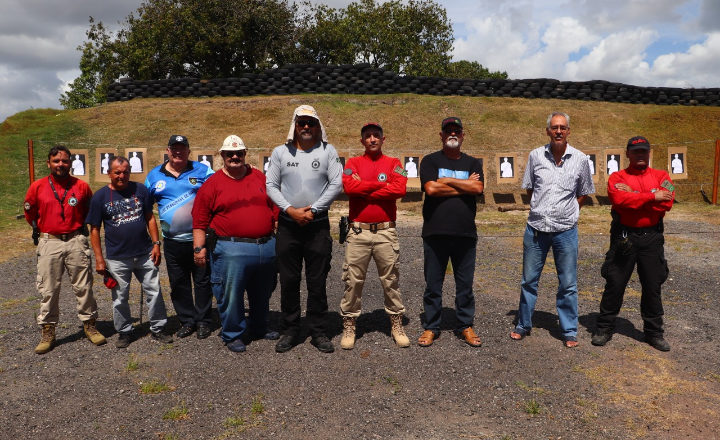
[1, 209, 719, 440]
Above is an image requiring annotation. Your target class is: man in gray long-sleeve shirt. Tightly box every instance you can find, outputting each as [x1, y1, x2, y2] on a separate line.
[266, 105, 343, 353]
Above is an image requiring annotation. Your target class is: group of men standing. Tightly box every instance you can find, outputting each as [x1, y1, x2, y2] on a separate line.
[24, 107, 675, 354]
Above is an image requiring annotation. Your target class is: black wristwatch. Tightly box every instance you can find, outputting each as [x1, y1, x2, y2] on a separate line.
[310, 207, 318, 215]
[194, 246, 204, 254]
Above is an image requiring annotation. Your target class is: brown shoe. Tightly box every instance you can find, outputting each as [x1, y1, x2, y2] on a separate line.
[460, 327, 482, 347]
[418, 330, 438, 347]
[340, 317, 356, 350]
[389, 314, 410, 348]
[35, 324, 56, 354]
[83, 318, 107, 346]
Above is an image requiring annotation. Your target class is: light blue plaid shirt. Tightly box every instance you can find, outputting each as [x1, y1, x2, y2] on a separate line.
[522, 143, 595, 232]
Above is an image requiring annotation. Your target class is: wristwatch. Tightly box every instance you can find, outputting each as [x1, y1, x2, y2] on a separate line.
[193, 246, 204, 254]
[310, 207, 318, 215]
[153, 241, 161, 246]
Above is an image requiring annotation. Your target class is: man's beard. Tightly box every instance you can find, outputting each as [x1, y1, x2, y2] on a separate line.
[444, 138, 460, 149]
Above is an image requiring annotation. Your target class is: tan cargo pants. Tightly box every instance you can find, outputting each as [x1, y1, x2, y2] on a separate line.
[340, 227, 405, 317]
[35, 234, 98, 325]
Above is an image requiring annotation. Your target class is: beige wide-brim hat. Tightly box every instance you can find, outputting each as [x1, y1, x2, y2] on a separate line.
[286, 105, 328, 144]
[219, 134, 247, 151]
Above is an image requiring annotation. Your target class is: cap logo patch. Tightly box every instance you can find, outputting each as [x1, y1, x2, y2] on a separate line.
[176, 136, 184, 142]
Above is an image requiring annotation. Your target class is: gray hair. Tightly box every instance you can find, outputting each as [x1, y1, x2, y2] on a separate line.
[546, 112, 570, 128]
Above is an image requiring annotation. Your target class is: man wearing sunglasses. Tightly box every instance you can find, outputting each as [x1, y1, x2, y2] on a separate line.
[418, 117, 485, 348]
[266, 105, 343, 353]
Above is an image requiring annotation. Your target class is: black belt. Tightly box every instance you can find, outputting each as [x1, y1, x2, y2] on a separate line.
[624, 224, 661, 234]
[216, 235, 273, 244]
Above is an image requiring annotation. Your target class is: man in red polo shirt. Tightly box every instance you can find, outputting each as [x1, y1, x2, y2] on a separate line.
[592, 136, 674, 351]
[24, 145, 106, 354]
[339, 122, 410, 349]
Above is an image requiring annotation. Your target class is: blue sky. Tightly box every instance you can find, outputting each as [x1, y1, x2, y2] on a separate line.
[1, 0, 719, 121]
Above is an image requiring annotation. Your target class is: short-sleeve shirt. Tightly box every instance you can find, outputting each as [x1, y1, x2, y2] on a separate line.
[86, 182, 153, 260]
[420, 150, 484, 238]
[145, 160, 213, 242]
[522, 143, 595, 232]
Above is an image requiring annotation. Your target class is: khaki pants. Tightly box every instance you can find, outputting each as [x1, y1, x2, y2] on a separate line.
[36, 235, 97, 325]
[340, 227, 405, 317]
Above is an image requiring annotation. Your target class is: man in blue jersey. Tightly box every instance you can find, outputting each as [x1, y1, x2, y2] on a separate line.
[146, 135, 214, 339]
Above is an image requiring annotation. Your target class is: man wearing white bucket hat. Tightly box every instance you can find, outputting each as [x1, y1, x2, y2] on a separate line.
[266, 105, 343, 353]
[192, 135, 280, 353]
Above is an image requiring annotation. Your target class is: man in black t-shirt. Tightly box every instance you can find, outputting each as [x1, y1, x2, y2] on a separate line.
[418, 117, 484, 348]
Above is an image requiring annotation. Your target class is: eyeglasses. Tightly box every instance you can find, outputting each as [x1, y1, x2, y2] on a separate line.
[296, 118, 319, 128]
[223, 150, 246, 157]
[549, 125, 569, 132]
[442, 127, 463, 135]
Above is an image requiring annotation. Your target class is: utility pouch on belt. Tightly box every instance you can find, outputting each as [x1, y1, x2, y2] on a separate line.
[609, 210, 633, 256]
[206, 227, 218, 253]
[339, 216, 349, 244]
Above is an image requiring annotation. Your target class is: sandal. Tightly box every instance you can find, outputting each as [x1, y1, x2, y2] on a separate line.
[510, 328, 530, 340]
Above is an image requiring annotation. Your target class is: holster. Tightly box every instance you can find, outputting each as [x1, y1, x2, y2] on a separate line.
[206, 227, 218, 253]
[339, 216, 349, 244]
[32, 221, 39, 246]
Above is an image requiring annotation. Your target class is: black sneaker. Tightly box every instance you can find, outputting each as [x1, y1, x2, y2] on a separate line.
[275, 334, 297, 353]
[116, 332, 132, 349]
[591, 331, 613, 346]
[311, 335, 335, 353]
[176, 324, 195, 338]
[196, 324, 212, 340]
[646, 335, 670, 352]
[151, 331, 174, 344]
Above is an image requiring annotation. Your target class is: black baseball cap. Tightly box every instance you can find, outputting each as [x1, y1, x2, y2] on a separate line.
[361, 122, 383, 135]
[441, 117, 463, 130]
[627, 136, 650, 151]
[168, 135, 189, 147]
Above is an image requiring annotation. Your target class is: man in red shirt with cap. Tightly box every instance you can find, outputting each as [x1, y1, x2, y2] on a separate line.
[24, 145, 106, 354]
[339, 122, 410, 350]
[592, 136, 674, 351]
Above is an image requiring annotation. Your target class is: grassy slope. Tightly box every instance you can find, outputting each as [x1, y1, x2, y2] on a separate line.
[2, 94, 720, 232]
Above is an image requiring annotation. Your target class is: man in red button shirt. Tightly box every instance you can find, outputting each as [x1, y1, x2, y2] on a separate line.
[592, 136, 674, 351]
[339, 122, 410, 349]
[24, 145, 106, 354]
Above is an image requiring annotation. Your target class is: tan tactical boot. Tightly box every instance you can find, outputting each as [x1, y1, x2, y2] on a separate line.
[340, 317, 356, 350]
[83, 318, 107, 346]
[35, 324, 56, 354]
[390, 314, 410, 348]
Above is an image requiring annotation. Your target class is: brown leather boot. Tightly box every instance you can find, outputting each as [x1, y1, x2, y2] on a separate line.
[340, 317, 356, 350]
[83, 318, 107, 346]
[35, 324, 56, 354]
[390, 314, 410, 348]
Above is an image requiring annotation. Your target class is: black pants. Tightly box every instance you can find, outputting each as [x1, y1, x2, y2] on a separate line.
[596, 227, 669, 337]
[276, 217, 332, 338]
[163, 238, 213, 327]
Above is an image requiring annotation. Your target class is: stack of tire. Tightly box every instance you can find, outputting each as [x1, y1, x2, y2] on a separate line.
[104, 64, 720, 107]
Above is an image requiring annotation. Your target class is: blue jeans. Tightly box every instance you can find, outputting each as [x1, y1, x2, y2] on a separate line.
[210, 238, 277, 343]
[107, 255, 168, 334]
[516, 224, 578, 338]
[422, 236, 476, 331]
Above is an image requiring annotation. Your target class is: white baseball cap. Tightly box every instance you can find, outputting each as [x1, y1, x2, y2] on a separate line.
[219, 135, 247, 151]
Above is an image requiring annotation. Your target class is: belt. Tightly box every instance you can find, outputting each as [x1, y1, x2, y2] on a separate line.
[41, 229, 83, 241]
[352, 221, 396, 232]
[624, 224, 661, 234]
[216, 235, 273, 244]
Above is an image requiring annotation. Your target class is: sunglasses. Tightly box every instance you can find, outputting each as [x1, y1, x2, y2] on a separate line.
[442, 127, 463, 135]
[296, 118, 319, 128]
[223, 150, 246, 157]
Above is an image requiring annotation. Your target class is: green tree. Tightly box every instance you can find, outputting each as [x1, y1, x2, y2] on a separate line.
[297, 0, 454, 77]
[444, 60, 508, 80]
[61, 0, 298, 109]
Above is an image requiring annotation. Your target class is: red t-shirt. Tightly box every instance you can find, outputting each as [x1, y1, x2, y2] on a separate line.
[607, 167, 674, 228]
[192, 167, 278, 238]
[24, 175, 92, 234]
[342, 153, 407, 222]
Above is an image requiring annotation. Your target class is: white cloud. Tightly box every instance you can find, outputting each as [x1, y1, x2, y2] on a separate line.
[650, 32, 720, 87]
